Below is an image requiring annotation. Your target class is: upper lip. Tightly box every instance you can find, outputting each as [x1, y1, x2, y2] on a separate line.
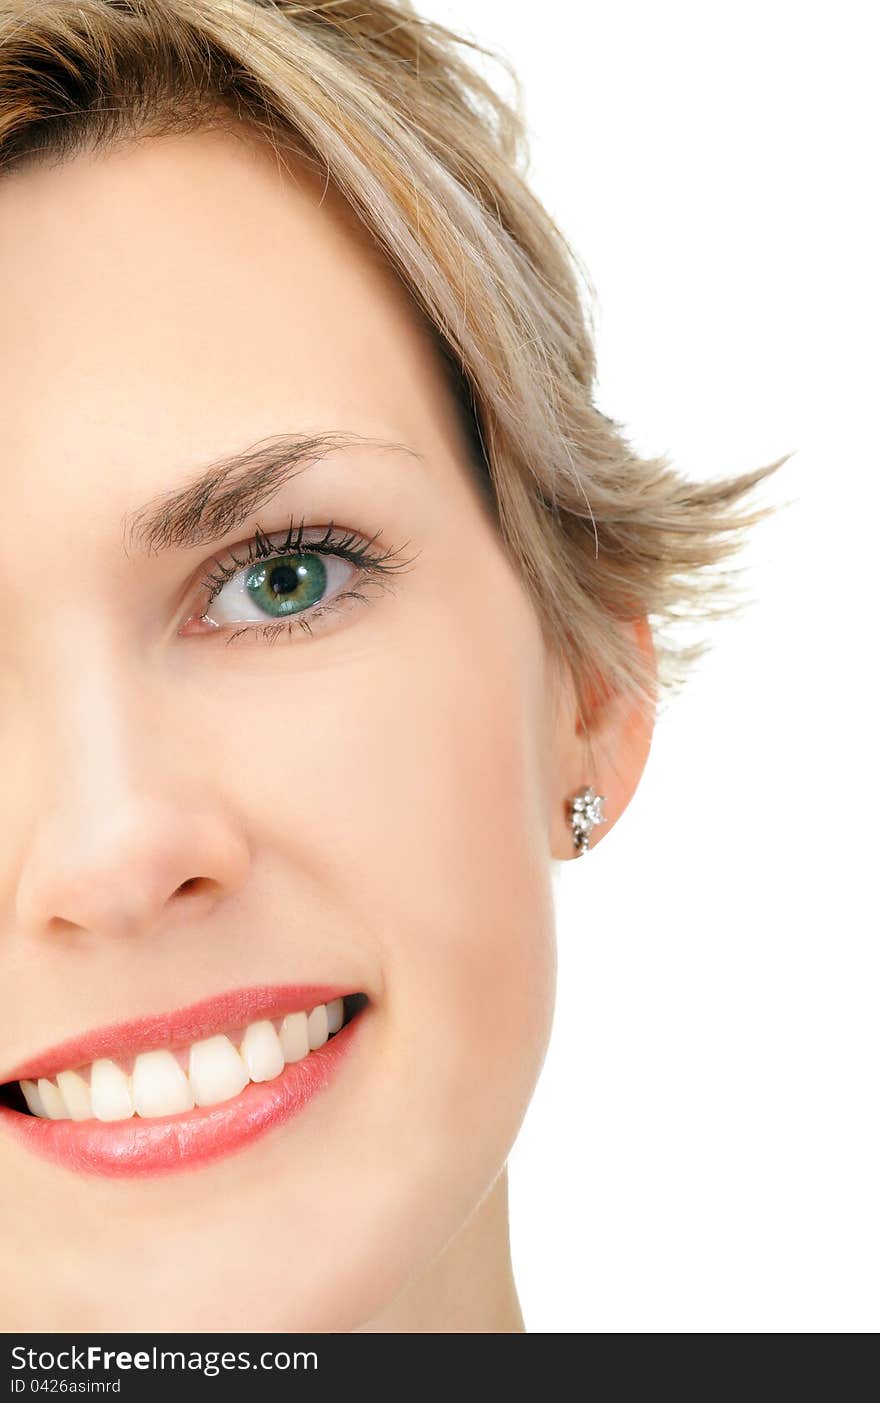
[1, 984, 355, 1085]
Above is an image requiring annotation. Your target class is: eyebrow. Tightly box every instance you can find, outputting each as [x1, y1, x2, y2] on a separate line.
[121, 430, 423, 557]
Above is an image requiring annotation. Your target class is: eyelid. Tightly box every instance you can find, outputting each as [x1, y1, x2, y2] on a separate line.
[199, 522, 347, 597]
[179, 515, 419, 646]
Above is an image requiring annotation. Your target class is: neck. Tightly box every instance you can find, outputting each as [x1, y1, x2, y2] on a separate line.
[354, 1167, 525, 1333]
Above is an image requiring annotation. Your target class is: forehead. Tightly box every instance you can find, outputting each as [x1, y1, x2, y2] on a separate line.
[0, 126, 458, 513]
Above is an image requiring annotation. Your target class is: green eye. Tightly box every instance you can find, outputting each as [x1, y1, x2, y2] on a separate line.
[205, 545, 353, 630]
[244, 554, 328, 618]
[194, 518, 418, 646]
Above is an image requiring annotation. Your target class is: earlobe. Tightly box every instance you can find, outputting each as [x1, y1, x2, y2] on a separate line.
[553, 617, 657, 860]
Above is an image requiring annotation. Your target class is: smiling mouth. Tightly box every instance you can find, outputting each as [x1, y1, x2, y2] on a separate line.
[0, 988, 370, 1176]
[0, 992, 367, 1122]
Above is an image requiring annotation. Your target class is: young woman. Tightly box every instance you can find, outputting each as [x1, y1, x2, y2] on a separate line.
[0, 0, 786, 1332]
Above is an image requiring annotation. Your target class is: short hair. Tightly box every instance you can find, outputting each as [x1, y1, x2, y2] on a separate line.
[0, 0, 791, 726]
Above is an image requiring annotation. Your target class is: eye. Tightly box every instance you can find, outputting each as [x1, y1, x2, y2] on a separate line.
[208, 546, 353, 628]
[179, 517, 417, 647]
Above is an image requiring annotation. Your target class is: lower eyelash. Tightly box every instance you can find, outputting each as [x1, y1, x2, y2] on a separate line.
[221, 586, 380, 648]
[201, 509, 418, 645]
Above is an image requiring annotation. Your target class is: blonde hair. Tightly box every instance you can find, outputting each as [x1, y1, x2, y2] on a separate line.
[0, 0, 791, 728]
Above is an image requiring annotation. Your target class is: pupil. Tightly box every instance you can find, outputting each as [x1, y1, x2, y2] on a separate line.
[269, 563, 304, 596]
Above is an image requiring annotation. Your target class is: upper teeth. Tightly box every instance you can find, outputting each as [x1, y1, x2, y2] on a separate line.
[19, 998, 346, 1122]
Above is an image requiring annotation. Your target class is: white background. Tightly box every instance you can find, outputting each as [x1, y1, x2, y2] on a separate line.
[426, 1, 878, 1331]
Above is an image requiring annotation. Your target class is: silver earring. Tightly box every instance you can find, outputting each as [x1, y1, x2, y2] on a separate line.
[567, 785, 607, 857]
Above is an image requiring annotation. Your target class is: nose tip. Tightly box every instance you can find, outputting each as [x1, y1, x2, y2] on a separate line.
[13, 799, 250, 943]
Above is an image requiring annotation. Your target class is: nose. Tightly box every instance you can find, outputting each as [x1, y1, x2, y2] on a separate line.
[10, 656, 251, 943]
[16, 795, 251, 942]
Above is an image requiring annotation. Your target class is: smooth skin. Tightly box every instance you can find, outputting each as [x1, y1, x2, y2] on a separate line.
[0, 126, 654, 1332]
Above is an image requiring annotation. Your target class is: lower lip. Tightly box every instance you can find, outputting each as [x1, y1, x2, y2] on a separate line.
[0, 1010, 366, 1179]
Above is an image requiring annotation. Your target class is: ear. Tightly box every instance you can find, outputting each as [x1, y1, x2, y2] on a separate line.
[548, 617, 657, 860]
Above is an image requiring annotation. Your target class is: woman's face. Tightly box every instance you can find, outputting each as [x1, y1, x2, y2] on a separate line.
[0, 127, 569, 1330]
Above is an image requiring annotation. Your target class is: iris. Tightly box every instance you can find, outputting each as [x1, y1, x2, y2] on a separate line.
[245, 553, 328, 617]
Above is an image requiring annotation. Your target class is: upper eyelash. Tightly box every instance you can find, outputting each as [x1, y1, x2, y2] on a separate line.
[199, 516, 415, 597]
[197, 515, 418, 636]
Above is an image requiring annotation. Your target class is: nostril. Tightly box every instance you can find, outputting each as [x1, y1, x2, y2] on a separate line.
[174, 877, 225, 907]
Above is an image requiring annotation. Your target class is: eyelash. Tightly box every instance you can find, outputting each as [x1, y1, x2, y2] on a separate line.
[195, 515, 417, 647]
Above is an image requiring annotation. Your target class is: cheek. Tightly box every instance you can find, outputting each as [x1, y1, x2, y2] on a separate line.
[193, 551, 557, 1326]
[223, 539, 557, 1073]
[294, 567, 559, 1147]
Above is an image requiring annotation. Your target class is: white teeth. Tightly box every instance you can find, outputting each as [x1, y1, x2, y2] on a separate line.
[132, 1049, 195, 1118]
[37, 1078, 67, 1120]
[57, 1069, 93, 1121]
[20, 1080, 46, 1118]
[91, 1059, 134, 1122]
[16, 996, 353, 1121]
[279, 1010, 310, 1063]
[326, 997, 344, 1036]
[188, 1034, 249, 1108]
[307, 1003, 329, 1051]
[240, 1020, 285, 1083]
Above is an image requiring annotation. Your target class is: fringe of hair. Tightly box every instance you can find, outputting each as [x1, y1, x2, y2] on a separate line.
[0, 0, 795, 731]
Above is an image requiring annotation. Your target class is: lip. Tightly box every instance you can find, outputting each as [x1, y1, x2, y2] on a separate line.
[1, 984, 352, 1083]
[0, 984, 368, 1178]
